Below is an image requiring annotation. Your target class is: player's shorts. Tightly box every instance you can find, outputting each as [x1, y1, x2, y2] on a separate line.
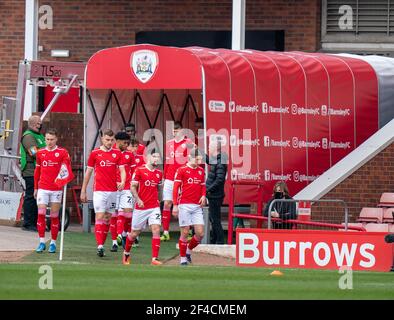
[37, 189, 63, 205]
[132, 207, 161, 231]
[178, 204, 204, 227]
[93, 191, 117, 214]
[116, 190, 134, 210]
[162, 179, 174, 201]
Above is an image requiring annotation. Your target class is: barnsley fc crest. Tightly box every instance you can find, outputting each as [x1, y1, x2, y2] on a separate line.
[131, 50, 158, 83]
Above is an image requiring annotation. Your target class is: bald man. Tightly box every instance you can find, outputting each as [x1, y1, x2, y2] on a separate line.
[20, 115, 46, 231]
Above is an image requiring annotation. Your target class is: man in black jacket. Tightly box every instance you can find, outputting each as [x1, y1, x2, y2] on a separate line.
[206, 140, 227, 244]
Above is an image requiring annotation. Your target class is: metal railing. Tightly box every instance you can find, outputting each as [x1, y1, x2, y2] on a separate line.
[267, 198, 358, 231]
[228, 180, 264, 244]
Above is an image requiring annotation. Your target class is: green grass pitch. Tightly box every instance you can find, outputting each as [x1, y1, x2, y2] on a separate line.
[0, 231, 393, 300]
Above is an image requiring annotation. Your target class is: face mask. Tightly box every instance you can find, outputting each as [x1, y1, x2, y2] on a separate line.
[274, 191, 283, 199]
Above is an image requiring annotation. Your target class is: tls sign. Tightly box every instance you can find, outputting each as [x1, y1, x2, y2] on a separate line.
[236, 229, 393, 272]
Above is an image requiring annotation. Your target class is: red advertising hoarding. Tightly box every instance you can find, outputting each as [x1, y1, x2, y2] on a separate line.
[236, 228, 393, 272]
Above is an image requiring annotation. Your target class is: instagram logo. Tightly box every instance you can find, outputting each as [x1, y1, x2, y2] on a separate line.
[292, 137, 299, 148]
[321, 105, 327, 116]
[293, 170, 300, 182]
[291, 104, 298, 115]
[264, 170, 271, 181]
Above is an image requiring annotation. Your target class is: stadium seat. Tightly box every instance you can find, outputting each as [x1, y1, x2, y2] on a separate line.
[357, 207, 384, 223]
[377, 193, 394, 208]
[365, 223, 390, 232]
[382, 208, 394, 223]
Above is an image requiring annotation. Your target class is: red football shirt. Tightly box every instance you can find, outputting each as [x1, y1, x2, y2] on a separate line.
[87, 147, 125, 192]
[132, 165, 162, 210]
[130, 153, 146, 177]
[116, 151, 135, 190]
[164, 137, 194, 181]
[173, 164, 206, 205]
[35, 146, 71, 191]
[136, 143, 145, 156]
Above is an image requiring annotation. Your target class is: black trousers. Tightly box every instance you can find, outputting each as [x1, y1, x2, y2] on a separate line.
[22, 176, 38, 228]
[208, 197, 224, 244]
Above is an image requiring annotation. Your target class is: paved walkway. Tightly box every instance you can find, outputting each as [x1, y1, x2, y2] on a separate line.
[0, 222, 89, 251]
[0, 225, 50, 251]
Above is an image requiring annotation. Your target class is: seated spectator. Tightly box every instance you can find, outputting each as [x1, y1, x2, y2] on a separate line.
[263, 181, 296, 229]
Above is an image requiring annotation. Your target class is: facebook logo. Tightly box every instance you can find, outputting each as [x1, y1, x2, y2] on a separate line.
[229, 101, 236, 113]
[264, 136, 270, 147]
[264, 170, 271, 181]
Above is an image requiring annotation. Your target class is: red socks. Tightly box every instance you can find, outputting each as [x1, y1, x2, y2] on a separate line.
[110, 215, 117, 241]
[188, 235, 201, 251]
[50, 211, 59, 241]
[178, 237, 188, 257]
[124, 234, 135, 253]
[37, 208, 46, 238]
[102, 220, 110, 244]
[95, 219, 104, 246]
[152, 235, 161, 259]
[162, 209, 171, 232]
[95, 219, 110, 246]
[124, 211, 132, 233]
[117, 211, 125, 235]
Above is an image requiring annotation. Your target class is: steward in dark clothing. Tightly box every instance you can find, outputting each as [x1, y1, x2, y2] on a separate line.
[206, 152, 227, 244]
[263, 181, 297, 229]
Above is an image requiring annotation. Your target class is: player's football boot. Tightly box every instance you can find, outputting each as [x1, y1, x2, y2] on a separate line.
[116, 234, 123, 246]
[111, 243, 118, 252]
[180, 261, 188, 266]
[35, 242, 46, 253]
[48, 243, 56, 253]
[151, 258, 163, 266]
[97, 247, 105, 257]
[122, 254, 131, 265]
[186, 253, 192, 264]
[160, 233, 170, 241]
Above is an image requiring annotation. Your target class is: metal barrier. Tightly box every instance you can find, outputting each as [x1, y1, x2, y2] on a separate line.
[227, 180, 264, 244]
[267, 198, 365, 231]
[228, 189, 366, 244]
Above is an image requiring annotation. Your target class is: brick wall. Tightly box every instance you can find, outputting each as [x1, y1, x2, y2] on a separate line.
[0, 1, 25, 98]
[310, 142, 394, 225]
[1, 0, 321, 99]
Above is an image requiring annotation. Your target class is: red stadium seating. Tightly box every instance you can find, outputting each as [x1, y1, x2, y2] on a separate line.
[365, 223, 390, 232]
[358, 207, 384, 223]
[377, 193, 394, 208]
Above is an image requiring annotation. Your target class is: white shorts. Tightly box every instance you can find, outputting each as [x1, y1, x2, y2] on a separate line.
[37, 189, 63, 205]
[178, 204, 204, 227]
[162, 179, 174, 201]
[132, 207, 161, 231]
[93, 191, 117, 214]
[116, 190, 134, 210]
